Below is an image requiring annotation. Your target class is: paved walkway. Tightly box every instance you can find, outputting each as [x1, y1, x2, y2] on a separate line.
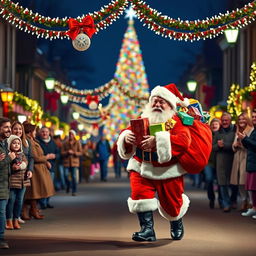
[3, 171, 256, 256]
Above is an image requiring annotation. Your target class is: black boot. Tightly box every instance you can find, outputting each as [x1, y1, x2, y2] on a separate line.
[170, 218, 184, 240]
[132, 211, 156, 242]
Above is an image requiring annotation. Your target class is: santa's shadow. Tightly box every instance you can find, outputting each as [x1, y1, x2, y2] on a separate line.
[5, 236, 173, 255]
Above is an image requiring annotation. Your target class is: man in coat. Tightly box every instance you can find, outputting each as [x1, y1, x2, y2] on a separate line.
[117, 83, 195, 242]
[0, 118, 16, 249]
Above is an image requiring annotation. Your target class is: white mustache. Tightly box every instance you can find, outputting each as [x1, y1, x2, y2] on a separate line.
[152, 107, 162, 112]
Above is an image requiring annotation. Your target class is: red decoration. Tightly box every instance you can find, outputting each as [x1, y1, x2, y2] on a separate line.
[86, 95, 99, 109]
[202, 85, 215, 108]
[66, 16, 96, 40]
[250, 91, 256, 109]
[44, 91, 60, 112]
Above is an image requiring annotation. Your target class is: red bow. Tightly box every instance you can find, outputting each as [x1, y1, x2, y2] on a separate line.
[66, 15, 96, 40]
[86, 95, 99, 105]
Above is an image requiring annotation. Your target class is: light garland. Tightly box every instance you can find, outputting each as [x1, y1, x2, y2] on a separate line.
[132, 4, 256, 41]
[131, 0, 256, 31]
[227, 62, 256, 119]
[0, 0, 129, 40]
[0, 0, 256, 41]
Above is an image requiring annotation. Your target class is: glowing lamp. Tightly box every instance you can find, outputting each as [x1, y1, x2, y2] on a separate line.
[17, 115, 27, 123]
[186, 80, 197, 92]
[224, 29, 239, 44]
[72, 112, 80, 120]
[45, 77, 55, 91]
[60, 94, 69, 104]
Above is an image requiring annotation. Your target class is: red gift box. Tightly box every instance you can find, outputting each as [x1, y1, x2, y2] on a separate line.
[130, 118, 149, 146]
[187, 106, 202, 120]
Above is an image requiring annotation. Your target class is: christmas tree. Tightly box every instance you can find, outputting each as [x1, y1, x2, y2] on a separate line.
[104, 9, 149, 144]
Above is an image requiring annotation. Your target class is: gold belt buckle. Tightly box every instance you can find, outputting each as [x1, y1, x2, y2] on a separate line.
[142, 150, 151, 163]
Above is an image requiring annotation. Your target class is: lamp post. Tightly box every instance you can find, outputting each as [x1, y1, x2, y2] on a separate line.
[224, 28, 239, 44]
[186, 80, 197, 93]
[0, 87, 14, 117]
[60, 94, 69, 104]
[45, 77, 55, 91]
[72, 111, 80, 120]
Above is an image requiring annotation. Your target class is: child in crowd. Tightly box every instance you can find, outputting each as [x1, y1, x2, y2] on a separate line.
[5, 135, 28, 230]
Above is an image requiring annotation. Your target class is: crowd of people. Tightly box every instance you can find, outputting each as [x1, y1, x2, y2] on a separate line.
[0, 117, 126, 249]
[190, 111, 256, 219]
[1, 105, 256, 248]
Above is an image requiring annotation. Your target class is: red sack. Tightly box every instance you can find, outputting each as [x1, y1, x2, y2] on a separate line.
[178, 120, 212, 174]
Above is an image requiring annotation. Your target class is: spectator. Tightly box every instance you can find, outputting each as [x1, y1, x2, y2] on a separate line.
[22, 122, 55, 219]
[213, 112, 237, 212]
[0, 117, 16, 249]
[112, 140, 122, 178]
[37, 127, 59, 209]
[5, 135, 28, 230]
[61, 130, 82, 196]
[204, 118, 221, 209]
[96, 134, 111, 182]
[53, 135, 66, 190]
[239, 110, 256, 218]
[81, 141, 93, 183]
[11, 121, 34, 224]
[230, 113, 253, 212]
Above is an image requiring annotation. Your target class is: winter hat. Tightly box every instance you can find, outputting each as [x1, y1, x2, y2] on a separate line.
[69, 129, 76, 136]
[7, 135, 23, 152]
[149, 83, 190, 110]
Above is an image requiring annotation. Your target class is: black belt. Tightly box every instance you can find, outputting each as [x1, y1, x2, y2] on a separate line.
[135, 148, 158, 162]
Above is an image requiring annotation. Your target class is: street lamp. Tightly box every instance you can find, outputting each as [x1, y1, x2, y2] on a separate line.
[0, 87, 14, 117]
[186, 80, 197, 93]
[72, 111, 80, 120]
[60, 94, 69, 104]
[224, 28, 239, 44]
[45, 77, 55, 91]
[17, 115, 27, 123]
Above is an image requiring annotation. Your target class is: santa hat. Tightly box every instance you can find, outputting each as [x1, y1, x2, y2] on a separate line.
[69, 129, 76, 136]
[149, 83, 190, 109]
[7, 135, 23, 152]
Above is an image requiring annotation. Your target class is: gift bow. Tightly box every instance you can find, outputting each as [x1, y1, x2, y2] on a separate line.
[66, 16, 96, 40]
[86, 95, 99, 105]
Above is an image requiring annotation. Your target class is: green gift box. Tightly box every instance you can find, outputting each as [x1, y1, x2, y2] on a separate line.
[178, 111, 194, 126]
[149, 123, 166, 136]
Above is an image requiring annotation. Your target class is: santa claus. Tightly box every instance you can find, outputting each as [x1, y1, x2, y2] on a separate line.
[117, 83, 193, 242]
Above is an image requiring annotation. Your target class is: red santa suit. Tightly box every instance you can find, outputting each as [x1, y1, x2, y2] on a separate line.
[117, 84, 193, 221]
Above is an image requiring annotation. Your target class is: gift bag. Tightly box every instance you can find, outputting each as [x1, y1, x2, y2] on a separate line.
[178, 120, 212, 174]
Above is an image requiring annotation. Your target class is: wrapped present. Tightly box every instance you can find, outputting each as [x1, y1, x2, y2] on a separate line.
[149, 123, 166, 136]
[187, 106, 202, 121]
[177, 106, 188, 113]
[188, 98, 204, 121]
[165, 118, 177, 131]
[178, 111, 194, 126]
[130, 118, 149, 145]
[202, 111, 211, 123]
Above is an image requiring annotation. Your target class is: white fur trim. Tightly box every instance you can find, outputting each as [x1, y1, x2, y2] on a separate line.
[179, 97, 190, 107]
[149, 86, 177, 109]
[19, 161, 27, 170]
[117, 130, 136, 159]
[127, 197, 158, 213]
[158, 194, 190, 221]
[155, 131, 172, 163]
[127, 158, 187, 180]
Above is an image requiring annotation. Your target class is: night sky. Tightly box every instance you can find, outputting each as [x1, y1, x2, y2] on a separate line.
[17, 0, 232, 92]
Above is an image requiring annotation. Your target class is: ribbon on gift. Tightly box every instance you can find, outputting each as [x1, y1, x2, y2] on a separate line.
[66, 15, 96, 40]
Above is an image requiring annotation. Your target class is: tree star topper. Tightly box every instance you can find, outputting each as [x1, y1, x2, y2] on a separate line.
[125, 6, 137, 21]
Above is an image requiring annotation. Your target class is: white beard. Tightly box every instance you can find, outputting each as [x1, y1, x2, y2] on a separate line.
[141, 103, 176, 124]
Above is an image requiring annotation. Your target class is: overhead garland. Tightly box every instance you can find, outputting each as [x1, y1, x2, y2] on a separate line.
[53, 78, 149, 104]
[0, 0, 129, 40]
[0, 0, 256, 42]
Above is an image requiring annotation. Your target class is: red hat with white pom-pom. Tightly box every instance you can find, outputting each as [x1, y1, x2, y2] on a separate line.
[149, 83, 189, 110]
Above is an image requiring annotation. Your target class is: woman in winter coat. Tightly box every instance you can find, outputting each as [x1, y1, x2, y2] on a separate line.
[22, 122, 55, 219]
[11, 121, 34, 224]
[230, 112, 253, 212]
